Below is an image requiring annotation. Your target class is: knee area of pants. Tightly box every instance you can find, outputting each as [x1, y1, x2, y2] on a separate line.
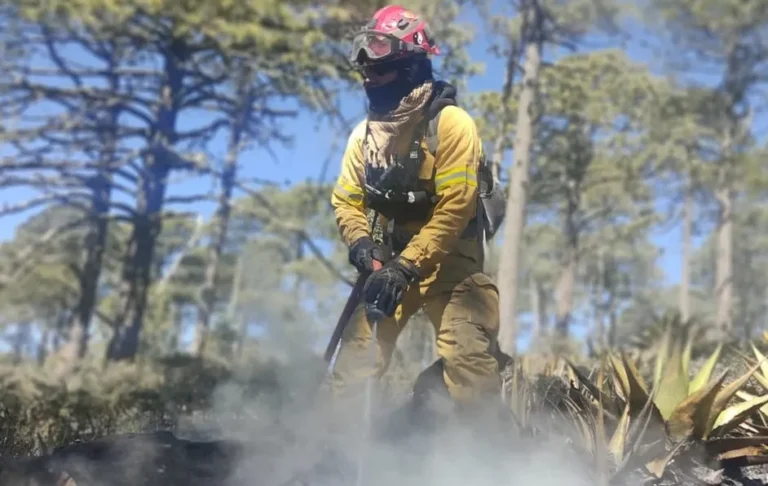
[440, 351, 500, 387]
[449, 275, 499, 326]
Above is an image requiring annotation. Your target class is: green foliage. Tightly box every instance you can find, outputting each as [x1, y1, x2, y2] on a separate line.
[0, 4, 766, 483]
[0, 355, 284, 457]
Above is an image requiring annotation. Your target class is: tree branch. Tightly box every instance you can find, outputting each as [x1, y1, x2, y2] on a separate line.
[233, 180, 353, 287]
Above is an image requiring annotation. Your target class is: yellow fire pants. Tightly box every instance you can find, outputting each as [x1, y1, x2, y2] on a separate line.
[329, 237, 501, 406]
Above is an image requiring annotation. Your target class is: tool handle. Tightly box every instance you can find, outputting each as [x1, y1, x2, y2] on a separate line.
[324, 273, 367, 363]
[324, 260, 384, 364]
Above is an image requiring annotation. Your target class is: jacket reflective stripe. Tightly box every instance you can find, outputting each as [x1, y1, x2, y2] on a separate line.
[333, 180, 365, 206]
[332, 105, 483, 274]
[435, 166, 478, 193]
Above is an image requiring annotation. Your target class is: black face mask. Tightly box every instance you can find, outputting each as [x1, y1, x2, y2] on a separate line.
[365, 56, 433, 115]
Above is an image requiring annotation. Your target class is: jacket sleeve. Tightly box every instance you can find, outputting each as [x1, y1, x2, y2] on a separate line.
[330, 121, 370, 247]
[399, 106, 480, 274]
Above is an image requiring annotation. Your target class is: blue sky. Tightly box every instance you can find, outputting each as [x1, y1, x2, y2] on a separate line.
[0, 7, 709, 277]
[2, 3, 762, 354]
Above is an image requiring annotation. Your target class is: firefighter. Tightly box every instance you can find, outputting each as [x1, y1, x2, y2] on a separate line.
[329, 4, 502, 411]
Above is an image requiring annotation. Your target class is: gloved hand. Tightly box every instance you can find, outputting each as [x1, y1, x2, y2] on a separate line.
[362, 256, 419, 323]
[348, 236, 386, 273]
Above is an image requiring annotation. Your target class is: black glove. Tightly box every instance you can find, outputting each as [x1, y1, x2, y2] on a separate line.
[348, 236, 385, 273]
[362, 256, 419, 323]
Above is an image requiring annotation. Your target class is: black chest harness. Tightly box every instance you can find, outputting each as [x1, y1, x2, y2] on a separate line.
[362, 115, 436, 224]
[361, 84, 507, 258]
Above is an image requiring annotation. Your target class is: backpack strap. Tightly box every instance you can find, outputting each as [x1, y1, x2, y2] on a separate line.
[422, 100, 487, 270]
[423, 89, 456, 156]
[426, 110, 441, 156]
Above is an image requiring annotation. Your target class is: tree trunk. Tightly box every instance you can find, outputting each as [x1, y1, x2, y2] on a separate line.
[592, 249, 605, 349]
[106, 44, 183, 362]
[679, 182, 692, 322]
[529, 273, 541, 339]
[496, 0, 543, 356]
[61, 72, 121, 368]
[536, 278, 548, 336]
[168, 301, 183, 352]
[714, 161, 733, 341]
[739, 250, 753, 345]
[190, 169, 235, 356]
[191, 121, 245, 357]
[37, 327, 49, 366]
[528, 273, 547, 341]
[227, 256, 246, 359]
[593, 304, 604, 351]
[484, 143, 505, 276]
[11, 323, 30, 365]
[607, 309, 617, 348]
[62, 145, 115, 367]
[555, 193, 578, 338]
[191, 67, 254, 357]
[107, 165, 172, 362]
[235, 312, 248, 360]
[486, 22, 521, 277]
[554, 255, 577, 338]
[52, 312, 70, 354]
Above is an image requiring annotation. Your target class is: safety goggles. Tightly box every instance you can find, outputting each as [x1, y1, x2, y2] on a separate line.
[349, 30, 425, 67]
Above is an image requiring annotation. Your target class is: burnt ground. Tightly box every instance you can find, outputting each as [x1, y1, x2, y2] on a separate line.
[2, 410, 768, 486]
[1, 425, 767, 486]
[2, 358, 768, 486]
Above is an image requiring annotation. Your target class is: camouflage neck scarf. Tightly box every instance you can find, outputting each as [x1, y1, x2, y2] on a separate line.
[363, 80, 433, 170]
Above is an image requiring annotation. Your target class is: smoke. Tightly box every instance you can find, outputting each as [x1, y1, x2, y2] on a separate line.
[0, 352, 656, 486]
[171, 350, 615, 486]
[0, 324, 650, 486]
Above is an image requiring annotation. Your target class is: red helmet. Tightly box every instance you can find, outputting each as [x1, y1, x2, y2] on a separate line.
[349, 5, 440, 68]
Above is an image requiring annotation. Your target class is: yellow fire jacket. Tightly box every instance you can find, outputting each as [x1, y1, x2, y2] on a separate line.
[330, 105, 482, 277]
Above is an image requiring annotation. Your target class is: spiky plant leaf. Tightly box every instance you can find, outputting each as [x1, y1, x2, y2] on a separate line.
[689, 345, 722, 395]
[615, 440, 666, 479]
[624, 380, 667, 463]
[610, 354, 656, 416]
[751, 370, 768, 391]
[506, 362, 531, 429]
[566, 358, 623, 417]
[752, 343, 768, 380]
[665, 370, 727, 441]
[566, 364, 578, 389]
[645, 439, 687, 479]
[736, 390, 768, 417]
[655, 352, 690, 420]
[705, 436, 768, 458]
[706, 360, 764, 439]
[610, 354, 631, 402]
[617, 354, 668, 438]
[731, 346, 768, 392]
[711, 394, 768, 437]
[595, 389, 609, 480]
[623, 355, 650, 395]
[653, 327, 670, 389]
[718, 446, 768, 461]
[682, 332, 694, 379]
[609, 403, 631, 462]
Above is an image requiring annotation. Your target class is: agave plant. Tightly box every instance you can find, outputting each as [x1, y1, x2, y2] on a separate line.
[732, 344, 768, 435]
[503, 331, 768, 484]
[501, 354, 581, 431]
[557, 358, 668, 485]
[622, 311, 699, 371]
[565, 347, 768, 481]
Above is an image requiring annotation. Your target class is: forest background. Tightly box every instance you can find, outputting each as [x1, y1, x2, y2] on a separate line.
[0, 0, 767, 463]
